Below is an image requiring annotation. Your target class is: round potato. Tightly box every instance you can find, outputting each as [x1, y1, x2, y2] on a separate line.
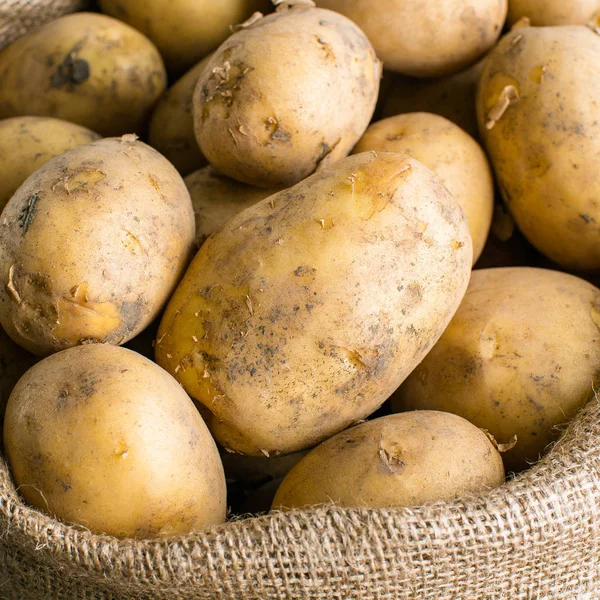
[192, 5, 381, 188]
[0, 117, 100, 211]
[272, 412, 505, 510]
[185, 166, 281, 247]
[508, 0, 600, 26]
[3, 344, 226, 538]
[0, 136, 195, 356]
[477, 25, 600, 271]
[353, 113, 494, 263]
[314, 0, 507, 77]
[156, 152, 472, 456]
[0, 13, 166, 137]
[99, 0, 272, 73]
[392, 268, 600, 472]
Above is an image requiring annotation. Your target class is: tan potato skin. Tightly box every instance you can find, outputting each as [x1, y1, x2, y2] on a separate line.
[156, 152, 472, 456]
[0, 136, 195, 356]
[185, 166, 281, 248]
[0, 13, 166, 137]
[272, 412, 505, 510]
[477, 25, 600, 271]
[99, 0, 272, 73]
[0, 117, 100, 211]
[353, 113, 494, 264]
[148, 57, 211, 176]
[508, 0, 600, 26]
[314, 0, 507, 77]
[392, 268, 600, 472]
[3, 344, 226, 538]
[193, 6, 381, 188]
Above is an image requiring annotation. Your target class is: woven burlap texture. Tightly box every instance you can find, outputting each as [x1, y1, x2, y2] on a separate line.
[1, 398, 599, 599]
[0, 0, 86, 50]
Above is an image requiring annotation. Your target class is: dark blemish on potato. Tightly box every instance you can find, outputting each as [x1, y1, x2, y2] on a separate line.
[17, 192, 39, 236]
[580, 214, 595, 224]
[57, 479, 72, 492]
[50, 51, 90, 89]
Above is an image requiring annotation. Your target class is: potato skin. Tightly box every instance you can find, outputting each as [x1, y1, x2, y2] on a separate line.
[0, 13, 166, 137]
[508, 0, 600, 26]
[193, 6, 381, 188]
[353, 113, 494, 264]
[99, 0, 272, 73]
[314, 0, 507, 77]
[0, 136, 195, 356]
[3, 344, 226, 538]
[185, 166, 280, 248]
[0, 117, 100, 211]
[272, 412, 505, 510]
[156, 152, 472, 456]
[392, 268, 600, 472]
[477, 25, 600, 271]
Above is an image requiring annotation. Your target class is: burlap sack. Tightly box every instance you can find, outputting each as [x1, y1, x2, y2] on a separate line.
[0, 0, 87, 50]
[0, 396, 599, 599]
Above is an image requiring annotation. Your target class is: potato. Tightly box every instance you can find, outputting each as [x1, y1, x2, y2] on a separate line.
[3, 344, 226, 538]
[156, 152, 472, 456]
[148, 57, 210, 176]
[0, 136, 195, 356]
[508, 0, 600, 26]
[185, 166, 281, 247]
[192, 4, 381, 188]
[99, 0, 272, 73]
[392, 268, 600, 472]
[353, 113, 494, 264]
[0, 117, 100, 211]
[477, 25, 600, 271]
[0, 13, 166, 137]
[272, 412, 505, 510]
[314, 0, 507, 77]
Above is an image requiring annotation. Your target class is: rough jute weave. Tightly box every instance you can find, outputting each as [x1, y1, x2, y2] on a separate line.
[0, 397, 599, 599]
[0, 0, 86, 50]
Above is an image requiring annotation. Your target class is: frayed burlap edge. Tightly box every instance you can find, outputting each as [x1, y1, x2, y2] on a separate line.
[1, 397, 600, 599]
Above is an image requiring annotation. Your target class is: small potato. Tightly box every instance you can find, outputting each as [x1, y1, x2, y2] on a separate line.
[508, 0, 600, 26]
[0, 117, 100, 211]
[3, 344, 226, 538]
[0, 13, 166, 136]
[392, 268, 600, 472]
[0, 136, 195, 356]
[353, 113, 494, 264]
[314, 0, 507, 77]
[185, 166, 281, 247]
[272, 412, 505, 510]
[99, 0, 272, 73]
[193, 5, 381, 188]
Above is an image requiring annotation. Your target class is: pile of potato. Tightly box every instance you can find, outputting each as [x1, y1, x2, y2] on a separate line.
[0, 0, 599, 539]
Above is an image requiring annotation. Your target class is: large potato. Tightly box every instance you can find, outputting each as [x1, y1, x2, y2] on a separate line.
[272, 412, 505, 510]
[0, 136, 195, 356]
[0, 13, 166, 137]
[99, 0, 272, 73]
[0, 117, 100, 211]
[508, 0, 600, 26]
[156, 152, 472, 456]
[477, 25, 600, 271]
[314, 0, 507, 77]
[185, 166, 281, 247]
[3, 344, 226, 538]
[353, 113, 494, 264]
[392, 268, 600, 472]
[193, 5, 381, 188]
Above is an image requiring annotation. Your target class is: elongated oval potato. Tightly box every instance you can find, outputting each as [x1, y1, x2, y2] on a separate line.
[0, 117, 100, 211]
[193, 5, 381, 188]
[0, 13, 166, 137]
[156, 152, 472, 456]
[392, 268, 600, 472]
[272, 412, 505, 510]
[353, 113, 494, 264]
[185, 166, 281, 247]
[508, 0, 600, 26]
[3, 344, 226, 538]
[477, 25, 600, 271]
[0, 136, 195, 356]
[314, 0, 507, 77]
[99, 0, 272, 73]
